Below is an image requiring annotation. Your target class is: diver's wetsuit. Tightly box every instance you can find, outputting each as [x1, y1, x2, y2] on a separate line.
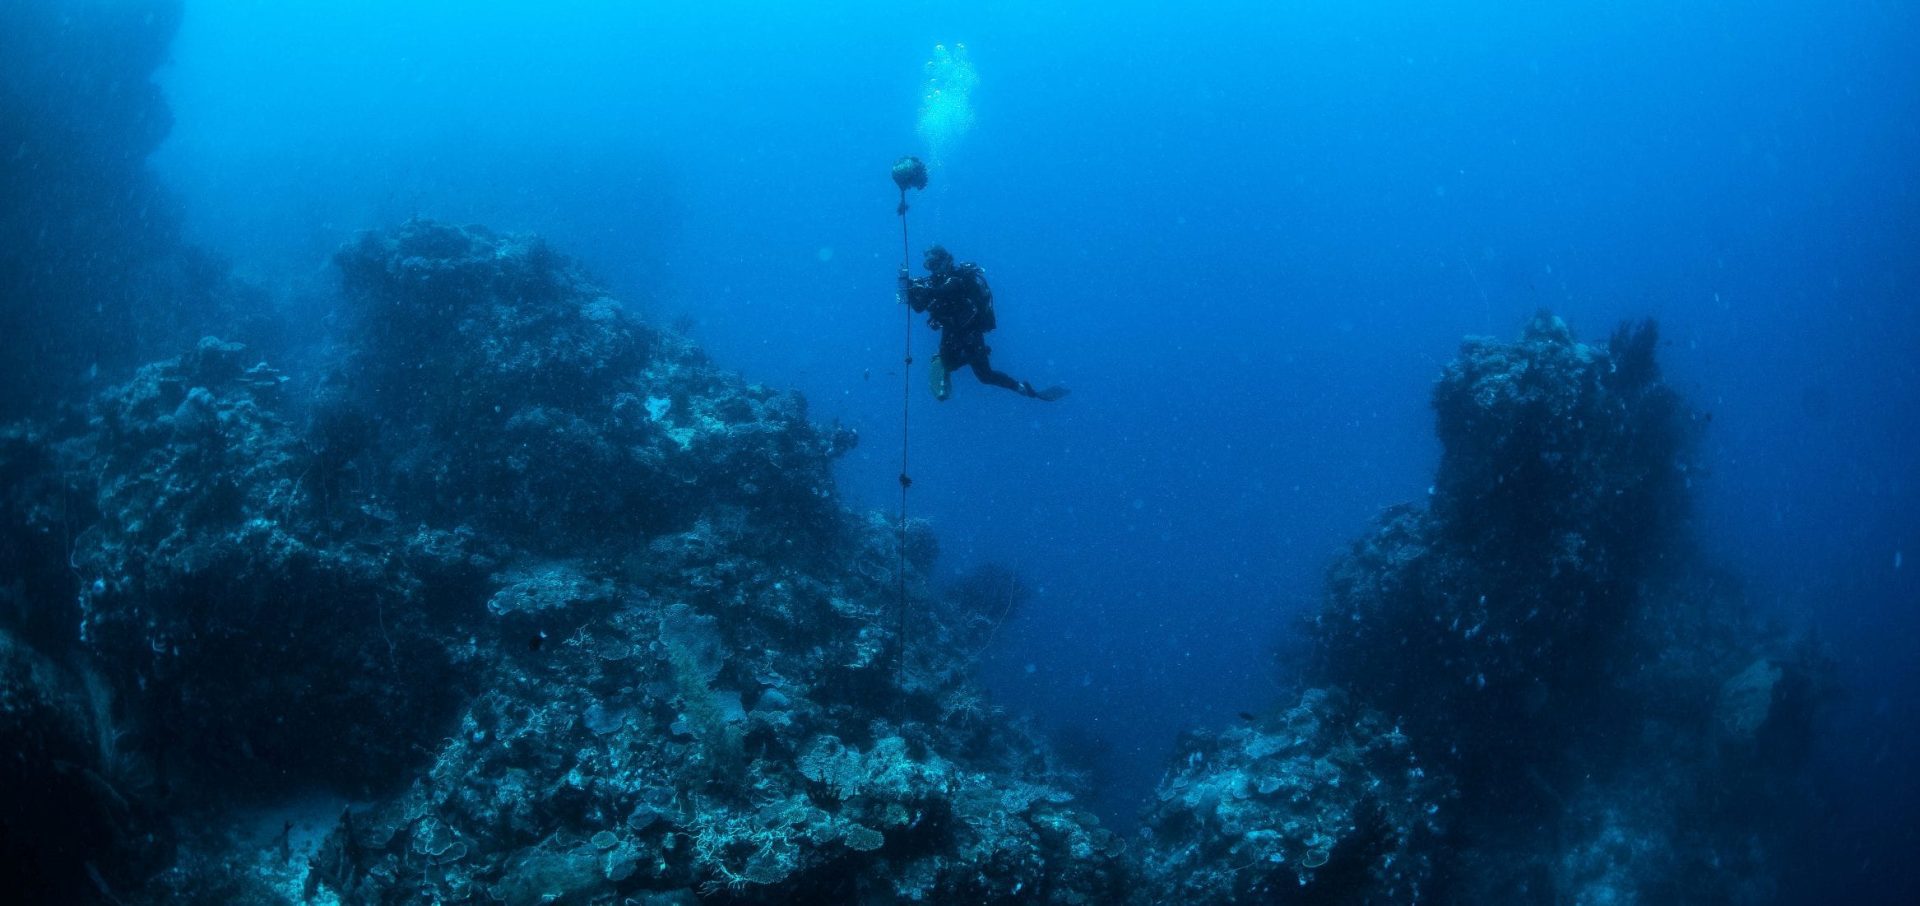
[902, 262, 1033, 397]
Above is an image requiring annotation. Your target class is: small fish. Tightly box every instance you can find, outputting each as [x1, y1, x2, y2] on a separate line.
[1237, 711, 1257, 723]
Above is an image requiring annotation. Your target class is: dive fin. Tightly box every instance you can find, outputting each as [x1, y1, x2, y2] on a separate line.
[1033, 386, 1070, 402]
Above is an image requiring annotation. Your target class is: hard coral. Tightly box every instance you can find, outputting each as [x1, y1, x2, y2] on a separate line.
[60, 337, 469, 795]
[265, 222, 1122, 905]
[332, 220, 854, 555]
[1138, 689, 1446, 904]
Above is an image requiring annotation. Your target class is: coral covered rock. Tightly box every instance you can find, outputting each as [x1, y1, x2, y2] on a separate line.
[1138, 689, 1447, 904]
[57, 336, 477, 794]
[330, 220, 855, 554]
[1144, 312, 1826, 904]
[295, 502, 1125, 904]
[1313, 312, 1700, 779]
[0, 221, 1122, 904]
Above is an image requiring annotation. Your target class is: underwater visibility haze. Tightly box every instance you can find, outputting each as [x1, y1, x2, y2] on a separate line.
[2, 0, 1917, 903]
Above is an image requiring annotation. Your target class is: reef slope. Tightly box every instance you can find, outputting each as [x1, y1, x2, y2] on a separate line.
[2, 221, 1124, 904]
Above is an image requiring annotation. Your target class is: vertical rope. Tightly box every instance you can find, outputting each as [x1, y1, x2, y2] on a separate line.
[896, 189, 913, 704]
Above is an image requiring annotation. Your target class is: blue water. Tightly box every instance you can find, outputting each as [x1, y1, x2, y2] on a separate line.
[20, 0, 1920, 899]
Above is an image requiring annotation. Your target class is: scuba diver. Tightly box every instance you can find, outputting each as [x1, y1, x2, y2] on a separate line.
[898, 245, 1068, 402]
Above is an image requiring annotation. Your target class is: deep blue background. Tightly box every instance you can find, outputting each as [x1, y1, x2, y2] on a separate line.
[148, 1, 1917, 894]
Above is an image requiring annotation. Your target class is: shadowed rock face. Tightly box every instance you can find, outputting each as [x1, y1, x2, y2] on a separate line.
[1314, 312, 1700, 775]
[54, 338, 473, 798]
[0, 0, 191, 417]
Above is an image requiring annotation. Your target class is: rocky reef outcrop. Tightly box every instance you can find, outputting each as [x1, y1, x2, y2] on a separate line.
[57, 336, 473, 797]
[1316, 314, 1698, 782]
[326, 223, 854, 555]
[3, 218, 1827, 904]
[1, 221, 1124, 904]
[1138, 312, 1828, 903]
[1139, 688, 1446, 902]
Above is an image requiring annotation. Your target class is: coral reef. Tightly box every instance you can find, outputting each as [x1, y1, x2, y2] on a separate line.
[1314, 313, 1700, 779]
[325, 222, 857, 555]
[2, 211, 1824, 904]
[1138, 688, 1446, 903]
[1139, 312, 1827, 903]
[1, 221, 1123, 903]
[59, 336, 473, 796]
